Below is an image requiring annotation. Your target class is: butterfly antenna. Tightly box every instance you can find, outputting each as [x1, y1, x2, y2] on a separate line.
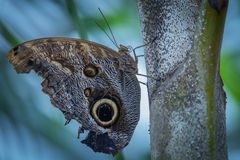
[98, 8, 119, 48]
[95, 21, 118, 48]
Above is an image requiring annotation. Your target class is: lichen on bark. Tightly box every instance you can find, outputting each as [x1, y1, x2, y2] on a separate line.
[138, 0, 228, 159]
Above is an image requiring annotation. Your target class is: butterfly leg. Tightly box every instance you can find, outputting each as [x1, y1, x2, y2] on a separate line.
[136, 55, 144, 58]
[132, 36, 157, 64]
[132, 49, 146, 65]
[133, 51, 145, 65]
[134, 54, 145, 68]
[137, 73, 158, 81]
[138, 81, 148, 86]
[77, 126, 84, 139]
[132, 49, 138, 64]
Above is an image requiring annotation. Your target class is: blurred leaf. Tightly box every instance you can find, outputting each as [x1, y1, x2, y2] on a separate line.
[221, 52, 240, 103]
[64, 0, 132, 41]
[65, 0, 88, 39]
[115, 152, 124, 160]
[51, 0, 65, 6]
[81, 10, 129, 39]
[143, 152, 151, 160]
[0, 21, 20, 46]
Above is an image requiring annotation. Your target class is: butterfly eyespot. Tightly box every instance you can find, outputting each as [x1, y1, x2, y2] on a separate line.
[84, 88, 92, 97]
[91, 98, 119, 127]
[83, 64, 99, 77]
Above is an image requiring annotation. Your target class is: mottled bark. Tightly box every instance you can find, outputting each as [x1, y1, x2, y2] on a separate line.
[138, 0, 228, 159]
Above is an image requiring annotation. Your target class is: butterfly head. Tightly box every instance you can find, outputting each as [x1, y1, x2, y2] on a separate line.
[118, 44, 133, 54]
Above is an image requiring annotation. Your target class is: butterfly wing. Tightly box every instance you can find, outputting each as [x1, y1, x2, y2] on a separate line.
[7, 37, 140, 155]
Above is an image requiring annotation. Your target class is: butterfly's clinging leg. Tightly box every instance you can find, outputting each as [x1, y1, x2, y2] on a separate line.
[132, 49, 138, 65]
[136, 55, 144, 58]
[137, 73, 158, 81]
[132, 36, 157, 64]
[138, 81, 148, 87]
[132, 49, 145, 67]
[139, 81, 149, 91]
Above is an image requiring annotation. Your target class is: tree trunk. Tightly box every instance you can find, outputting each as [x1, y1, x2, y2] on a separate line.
[137, 0, 228, 159]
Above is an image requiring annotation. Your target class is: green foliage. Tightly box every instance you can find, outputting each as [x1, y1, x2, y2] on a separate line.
[0, 21, 20, 46]
[221, 52, 240, 104]
[115, 152, 125, 160]
[65, 0, 88, 39]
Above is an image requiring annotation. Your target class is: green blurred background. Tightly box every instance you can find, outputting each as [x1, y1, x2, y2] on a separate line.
[0, 0, 239, 160]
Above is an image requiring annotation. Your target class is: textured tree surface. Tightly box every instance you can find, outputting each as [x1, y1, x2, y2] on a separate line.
[138, 0, 228, 159]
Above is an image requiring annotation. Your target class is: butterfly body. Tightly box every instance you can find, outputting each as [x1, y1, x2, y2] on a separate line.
[7, 37, 140, 155]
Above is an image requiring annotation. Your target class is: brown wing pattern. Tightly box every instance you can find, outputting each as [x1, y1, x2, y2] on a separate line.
[7, 37, 140, 155]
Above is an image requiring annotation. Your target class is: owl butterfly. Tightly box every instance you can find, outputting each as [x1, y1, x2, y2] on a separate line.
[7, 37, 140, 155]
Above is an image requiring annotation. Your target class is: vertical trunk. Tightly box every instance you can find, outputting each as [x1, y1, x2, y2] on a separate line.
[138, 0, 228, 159]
